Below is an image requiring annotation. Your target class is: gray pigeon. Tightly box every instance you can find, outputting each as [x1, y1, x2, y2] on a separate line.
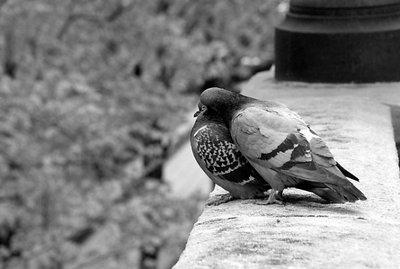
[199, 87, 367, 204]
[191, 103, 271, 205]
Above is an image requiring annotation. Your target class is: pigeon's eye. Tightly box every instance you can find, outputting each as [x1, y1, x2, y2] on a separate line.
[201, 105, 207, 111]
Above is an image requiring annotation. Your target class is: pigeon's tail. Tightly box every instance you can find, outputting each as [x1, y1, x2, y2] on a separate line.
[336, 162, 360, 182]
[324, 182, 367, 202]
[306, 187, 347, 203]
[315, 165, 367, 202]
[296, 180, 367, 203]
[296, 183, 347, 203]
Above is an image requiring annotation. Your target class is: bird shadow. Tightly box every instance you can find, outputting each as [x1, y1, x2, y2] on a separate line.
[209, 193, 364, 215]
[280, 193, 363, 215]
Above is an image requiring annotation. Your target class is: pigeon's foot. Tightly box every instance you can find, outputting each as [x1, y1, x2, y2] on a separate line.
[253, 189, 283, 205]
[276, 190, 284, 200]
[206, 194, 234, 206]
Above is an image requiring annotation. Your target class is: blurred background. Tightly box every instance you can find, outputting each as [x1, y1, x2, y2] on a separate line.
[0, 0, 287, 268]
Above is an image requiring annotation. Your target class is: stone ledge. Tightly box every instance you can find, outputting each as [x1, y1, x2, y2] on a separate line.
[173, 71, 400, 269]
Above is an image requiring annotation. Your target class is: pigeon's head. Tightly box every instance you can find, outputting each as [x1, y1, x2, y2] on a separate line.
[200, 87, 234, 108]
[193, 101, 224, 123]
[193, 101, 207, 117]
[199, 87, 246, 123]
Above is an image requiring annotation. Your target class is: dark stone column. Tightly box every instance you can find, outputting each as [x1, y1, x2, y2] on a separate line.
[275, 0, 400, 82]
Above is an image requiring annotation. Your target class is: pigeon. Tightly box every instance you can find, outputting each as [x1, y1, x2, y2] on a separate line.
[199, 87, 367, 204]
[191, 101, 361, 205]
[191, 103, 271, 205]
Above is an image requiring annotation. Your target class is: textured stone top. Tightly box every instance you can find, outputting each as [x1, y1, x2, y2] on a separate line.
[173, 71, 400, 269]
[291, 0, 400, 8]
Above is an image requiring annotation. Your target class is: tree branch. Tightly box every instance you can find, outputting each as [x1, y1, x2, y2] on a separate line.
[57, 13, 103, 40]
[57, 1, 134, 40]
[0, 0, 9, 9]
[106, 0, 135, 22]
[3, 17, 18, 78]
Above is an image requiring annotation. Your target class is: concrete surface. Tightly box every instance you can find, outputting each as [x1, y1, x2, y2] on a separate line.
[173, 70, 400, 269]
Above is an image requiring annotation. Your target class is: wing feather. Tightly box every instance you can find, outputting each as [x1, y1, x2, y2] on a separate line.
[230, 106, 351, 185]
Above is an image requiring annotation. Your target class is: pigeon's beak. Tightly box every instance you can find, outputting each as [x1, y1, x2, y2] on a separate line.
[194, 110, 201, 117]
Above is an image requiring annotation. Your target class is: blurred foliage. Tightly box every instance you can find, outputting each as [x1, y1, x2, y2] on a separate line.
[0, 0, 284, 268]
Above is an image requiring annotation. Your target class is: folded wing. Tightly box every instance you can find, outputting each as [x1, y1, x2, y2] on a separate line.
[230, 105, 366, 201]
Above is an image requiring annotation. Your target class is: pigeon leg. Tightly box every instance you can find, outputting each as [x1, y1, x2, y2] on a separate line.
[206, 193, 235, 206]
[276, 190, 284, 201]
[253, 189, 283, 205]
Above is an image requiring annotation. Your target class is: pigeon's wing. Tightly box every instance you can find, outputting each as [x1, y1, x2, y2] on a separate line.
[190, 121, 266, 186]
[230, 106, 347, 185]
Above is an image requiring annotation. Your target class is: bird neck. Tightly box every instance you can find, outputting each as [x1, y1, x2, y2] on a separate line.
[217, 97, 249, 128]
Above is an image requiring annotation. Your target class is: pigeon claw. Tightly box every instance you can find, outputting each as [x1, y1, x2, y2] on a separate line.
[254, 189, 284, 205]
[206, 193, 235, 206]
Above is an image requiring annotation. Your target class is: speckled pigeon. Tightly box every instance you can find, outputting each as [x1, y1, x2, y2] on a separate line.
[191, 103, 271, 205]
[199, 87, 367, 204]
